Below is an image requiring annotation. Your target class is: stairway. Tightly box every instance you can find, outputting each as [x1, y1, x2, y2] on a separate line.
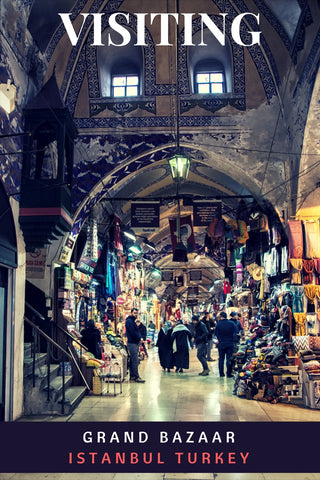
[23, 343, 87, 416]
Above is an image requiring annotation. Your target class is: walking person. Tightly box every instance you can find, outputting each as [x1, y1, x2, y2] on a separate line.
[214, 311, 237, 377]
[192, 315, 210, 376]
[171, 320, 192, 373]
[125, 308, 145, 383]
[156, 321, 173, 372]
[202, 311, 216, 361]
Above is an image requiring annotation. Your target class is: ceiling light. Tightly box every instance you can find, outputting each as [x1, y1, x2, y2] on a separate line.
[151, 267, 162, 278]
[0, 79, 16, 114]
[128, 244, 142, 255]
[168, 154, 191, 182]
[142, 255, 153, 265]
[123, 229, 136, 241]
[143, 238, 156, 250]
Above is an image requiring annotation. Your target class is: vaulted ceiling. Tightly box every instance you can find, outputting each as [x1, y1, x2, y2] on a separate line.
[15, 0, 320, 300]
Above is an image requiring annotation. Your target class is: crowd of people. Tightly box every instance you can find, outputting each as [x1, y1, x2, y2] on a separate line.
[80, 307, 247, 384]
[155, 310, 244, 377]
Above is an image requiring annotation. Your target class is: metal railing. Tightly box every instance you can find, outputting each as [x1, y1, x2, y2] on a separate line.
[24, 304, 90, 414]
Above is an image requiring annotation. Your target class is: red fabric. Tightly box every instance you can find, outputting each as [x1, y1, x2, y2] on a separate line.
[287, 220, 304, 258]
[169, 215, 196, 252]
[114, 215, 123, 252]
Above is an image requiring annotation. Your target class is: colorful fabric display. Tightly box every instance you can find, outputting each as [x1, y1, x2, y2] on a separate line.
[291, 286, 304, 313]
[304, 221, 320, 258]
[309, 336, 320, 351]
[306, 314, 318, 335]
[290, 259, 303, 284]
[237, 220, 249, 244]
[303, 259, 314, 284]
[314, 259, 320, 285]
[293, 314, 307, 336]
[281, 246, 289, 273]
[287, 220, 304, 258]
[236, 262, 243, 286]
[304, 285, 317, 303]
[292, 334, 309, 350]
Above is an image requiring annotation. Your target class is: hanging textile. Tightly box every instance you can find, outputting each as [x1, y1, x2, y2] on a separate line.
[291, 286, 304, 313]
[236, 261, 243, 286]
[290, 258, 303, 284]
[314, 258, 320, 285]
[237, 220, 249, 244]
[114, 215, 123, 253]
[281, 246, 289, 273]
[293, 313, 307, 336]
[304, 284, 317, 303]
[304, 221, 320, 258]
[287, 220, 304, 258]
[303, 259, 314, 284]
[271, 224, 281, 245]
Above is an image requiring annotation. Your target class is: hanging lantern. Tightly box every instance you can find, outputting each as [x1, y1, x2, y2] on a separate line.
[168, 154, 190, 182]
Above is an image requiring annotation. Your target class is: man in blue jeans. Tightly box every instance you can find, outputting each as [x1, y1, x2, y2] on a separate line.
[192, 315, 210, 376]
[125, 308, 145, 383]
[214, 311, 237, 378]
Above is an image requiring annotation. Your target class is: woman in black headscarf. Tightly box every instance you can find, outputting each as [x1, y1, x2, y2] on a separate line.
[156, 321, 173, 372]
[171, 320, 192, 373]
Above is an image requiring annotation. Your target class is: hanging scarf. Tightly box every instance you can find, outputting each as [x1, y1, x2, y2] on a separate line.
[304, 221, 320, 258]
[304, 285, 317, 303]
[287, 220, 304, 258]
[293, 313, 307, 336]
[290, 258, 303, 284]
[314, 259, 320, 285]
[303, 259, 314, 284]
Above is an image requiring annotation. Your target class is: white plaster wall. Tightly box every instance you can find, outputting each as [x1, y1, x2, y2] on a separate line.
[9, 198, 26, 421]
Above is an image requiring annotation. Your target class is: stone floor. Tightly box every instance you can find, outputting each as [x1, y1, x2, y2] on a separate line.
[6, 347, 320, 480]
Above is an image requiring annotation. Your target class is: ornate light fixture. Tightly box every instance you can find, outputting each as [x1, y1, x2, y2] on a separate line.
[168, 154, 190, 183]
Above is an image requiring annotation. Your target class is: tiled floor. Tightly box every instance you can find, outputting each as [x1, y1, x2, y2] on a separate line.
[61, 347, 320, 423]
[7, 348, 320, 480]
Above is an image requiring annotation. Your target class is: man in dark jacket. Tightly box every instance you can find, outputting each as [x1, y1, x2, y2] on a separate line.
[192, 315, 210, 376]
[214, 311, 237, 377]
[125, 308, 145, 383]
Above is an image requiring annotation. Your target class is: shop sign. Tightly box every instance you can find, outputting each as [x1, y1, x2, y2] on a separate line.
[131, 201, 160, 233]
[193, 200, 221, 227]
[116, 296, 125, 305]
[26, 248, 46, 279]
[188, 286, 199, 296]
[77, 237, 103, 275]
[161, 271, 173, 282]
[59, 234, 76, 264]
[189, 269, 202, 281]
[187, 298, 198, 306]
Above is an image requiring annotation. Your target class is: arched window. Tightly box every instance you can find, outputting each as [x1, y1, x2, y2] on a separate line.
[111, 61, 140, 97]
[98, 27, 143, 97]
[194, 60, 225, 94]
[189, 25, 232, 94]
